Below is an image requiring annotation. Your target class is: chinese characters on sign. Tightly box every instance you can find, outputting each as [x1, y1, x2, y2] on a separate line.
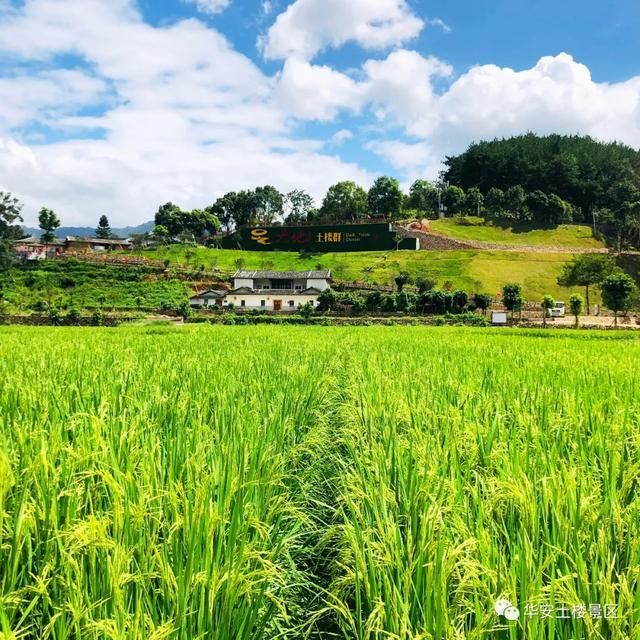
[220, 223, 413, 252]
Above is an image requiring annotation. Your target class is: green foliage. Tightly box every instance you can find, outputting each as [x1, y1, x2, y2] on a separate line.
[320, 181, 368, 222]
[0, 191, 24, 243]
[541, 294, 555, 326]
[445, 133, 640, 218]
[408, 179, 438, 214]
[283, 189, 316, 224]
[297, 301, 314, 319]
[569, 293, 584, 326]
[38, 207, 61, 242]
[472, 292, 493, 314]
[394, 271, 412, 292]
[368, 176, 404, 221]
[442, 185, 466, 215]
[502, 282, 525, 315]
[155, 202, 221, 240]
[601, 271, 636, 323]
[0, 260, 190, 313]
[416, 276, 436, 293]
[558, 253, 615, 310]
[95, 215, 112, 239]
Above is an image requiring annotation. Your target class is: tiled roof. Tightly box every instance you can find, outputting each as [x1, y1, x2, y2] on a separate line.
[233, 270, 331, 279]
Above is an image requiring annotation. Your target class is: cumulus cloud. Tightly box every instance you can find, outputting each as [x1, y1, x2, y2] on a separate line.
[260, 0, 423, 60]
[1, 1, 640, 226]
[183, 0, 231, 15]
[0, 0, 372, 224]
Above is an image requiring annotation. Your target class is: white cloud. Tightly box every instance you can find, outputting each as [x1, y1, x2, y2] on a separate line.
[426, 18, 451, 33]
[365, 53, 640, 178]
[275, 58, 364, 120]
[0, 0, 372, 225]
[331, 129, 353, 144]
[183, 0, 231, 15]
[260, 0, 423, 60]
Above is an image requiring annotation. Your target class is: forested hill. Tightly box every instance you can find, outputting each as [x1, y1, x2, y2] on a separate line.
[444, 134, 640, 215]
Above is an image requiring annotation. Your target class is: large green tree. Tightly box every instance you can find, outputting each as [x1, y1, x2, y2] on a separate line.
[283, 190, 315, 224]
[408, 179, 438, 214]
[320, 181, 368, 222]
[38, 207, 60, 243]
[254, 186, 283, 225]
[601, 271, 636, 326]
[557, 254, 614, 312]
[368, 176, 404, 220]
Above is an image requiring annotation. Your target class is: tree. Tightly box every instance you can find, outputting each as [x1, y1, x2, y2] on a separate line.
[254, 186, 283, 225]
[154, 202, 183, 237]
[153, 225, 169, 243]
[541, 294, 555, 327]
[464, 187, 484, 216]
[502, 282, 524, 319]
[408, 179, 438, 213]
[38, 207, 60, 243]
[442, 185, 466, 216]
[298, 301, 314, 320]
[504, 185, 529, 221]
[485, 188, 505, 219]
[368, 176, 404, 221]
[416, 276, 437, 294]
[601, 271, 636, 326]
[569, 294, 584, 328]
[95, 215, 112, 239]
[394, 271, 412, 292]
[208, 193, 238, 233]
[473, 293, 493, 315]
[316, 288, 336, 313]
[320, 181, 368, 222]
[604, 180, 640, 254]
[186, 209, 221, 242]
[283, 190, 315, 224]
[0, 192, 24, 270]
[557, 254, 614, 313]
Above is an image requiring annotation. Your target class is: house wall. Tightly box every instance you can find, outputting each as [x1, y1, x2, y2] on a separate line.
[307, 278, 330, 291]
[226, 293, 320, 310]
[233, 278, 254, 289]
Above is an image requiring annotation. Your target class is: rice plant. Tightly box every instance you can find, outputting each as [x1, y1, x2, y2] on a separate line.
[1, 326, 639, 639]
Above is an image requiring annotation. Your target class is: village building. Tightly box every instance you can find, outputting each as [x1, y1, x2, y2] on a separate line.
[14, 236, 131, 260]
[189, 270, 331, 311]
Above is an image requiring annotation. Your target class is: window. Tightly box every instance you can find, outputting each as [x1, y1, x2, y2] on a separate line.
[261, 300, 266, 307]
[289, 301, 295, 308]
[241, 300, 246, 307]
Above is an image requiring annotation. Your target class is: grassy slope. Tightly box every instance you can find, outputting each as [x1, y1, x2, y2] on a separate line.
[429, 217, 603, 248]
[140, 245, 580, 299]
[0, 260, 190, 312]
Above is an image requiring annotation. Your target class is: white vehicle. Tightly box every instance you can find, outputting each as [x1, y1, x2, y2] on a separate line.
[550, 301, 565, 318]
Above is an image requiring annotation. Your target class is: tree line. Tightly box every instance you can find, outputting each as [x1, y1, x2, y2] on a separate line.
[445, 133, 640, 248]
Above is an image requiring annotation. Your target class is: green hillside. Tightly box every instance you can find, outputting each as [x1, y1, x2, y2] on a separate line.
[429, 217, 603, 248]
[137, 245, 585, 299]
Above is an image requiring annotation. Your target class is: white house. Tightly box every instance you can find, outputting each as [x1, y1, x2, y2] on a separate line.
[189, 289, 227, 308]
[227, 269, 331, 311]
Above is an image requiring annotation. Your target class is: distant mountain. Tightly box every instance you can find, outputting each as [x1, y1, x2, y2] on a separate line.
[21, 220, 154, 239]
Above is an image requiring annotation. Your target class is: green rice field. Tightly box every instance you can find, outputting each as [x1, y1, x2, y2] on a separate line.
[1, 325, 639, 639]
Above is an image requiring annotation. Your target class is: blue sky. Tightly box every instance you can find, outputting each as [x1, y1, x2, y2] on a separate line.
[0, 0, 639, 225]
